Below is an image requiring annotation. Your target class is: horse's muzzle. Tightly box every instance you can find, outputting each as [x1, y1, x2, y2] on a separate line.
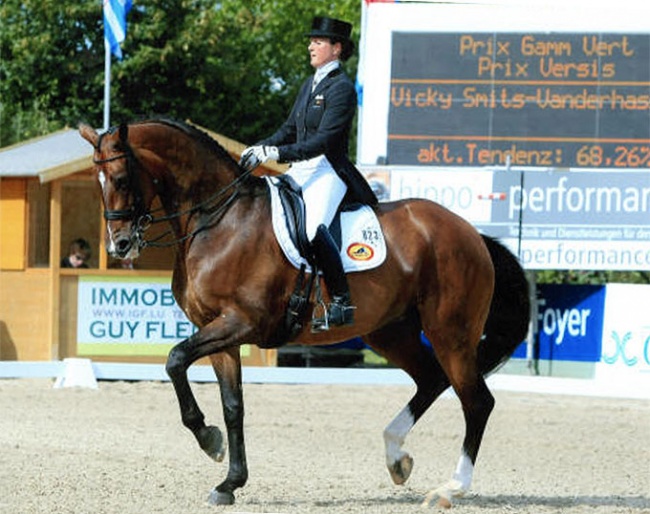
[107, 227, 140, 260]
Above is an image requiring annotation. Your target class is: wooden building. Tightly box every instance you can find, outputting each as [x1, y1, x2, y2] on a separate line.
[0, 125, 282, 366]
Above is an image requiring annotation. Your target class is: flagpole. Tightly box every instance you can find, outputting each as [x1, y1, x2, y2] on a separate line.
[103, 40, 111, 131]
[103, 0, 132, 131]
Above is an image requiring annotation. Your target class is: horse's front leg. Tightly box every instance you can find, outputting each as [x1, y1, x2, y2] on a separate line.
[207, 348, 248, 505]
[166, 333, 227, 462]
[165, 326, 248, 505]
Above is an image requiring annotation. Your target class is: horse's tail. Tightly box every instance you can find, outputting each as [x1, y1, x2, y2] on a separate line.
[478, 235, 531, 375]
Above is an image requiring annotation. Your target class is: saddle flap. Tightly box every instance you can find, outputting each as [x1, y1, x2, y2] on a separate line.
[265, 176, 386, 273]
[274, 174, 312, 261]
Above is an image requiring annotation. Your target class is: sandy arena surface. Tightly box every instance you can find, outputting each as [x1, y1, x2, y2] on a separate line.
[0, 377, 648, 514]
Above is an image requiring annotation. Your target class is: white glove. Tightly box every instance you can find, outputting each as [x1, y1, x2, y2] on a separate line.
[239, 145, 279, 171]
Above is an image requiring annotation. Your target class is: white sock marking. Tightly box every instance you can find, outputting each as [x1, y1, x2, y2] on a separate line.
[452, 451, 474, 491]
[383, 407, 414, 465]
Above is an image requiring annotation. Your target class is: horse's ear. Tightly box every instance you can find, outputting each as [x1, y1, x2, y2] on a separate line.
[78, 123, 99, 147]
[118, 122, 129, 144]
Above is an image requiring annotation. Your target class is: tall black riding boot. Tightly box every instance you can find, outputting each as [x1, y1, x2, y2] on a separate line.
[310, 224, 355, 332]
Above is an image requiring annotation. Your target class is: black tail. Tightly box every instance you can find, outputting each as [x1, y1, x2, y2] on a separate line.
[478, 235, 531, 374]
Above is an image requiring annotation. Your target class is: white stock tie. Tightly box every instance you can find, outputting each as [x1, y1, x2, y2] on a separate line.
[311, 61, 339, 92]
[312, 71, 325, 92]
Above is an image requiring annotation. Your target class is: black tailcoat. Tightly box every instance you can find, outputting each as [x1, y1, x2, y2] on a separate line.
[258, 68, 377, 206]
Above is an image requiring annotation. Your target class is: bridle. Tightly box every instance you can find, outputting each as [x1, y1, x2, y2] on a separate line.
[93, 126, 254, 249]
[94, 134, 147, 223]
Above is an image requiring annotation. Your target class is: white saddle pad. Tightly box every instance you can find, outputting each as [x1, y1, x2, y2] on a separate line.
[265, 176, 386, 272]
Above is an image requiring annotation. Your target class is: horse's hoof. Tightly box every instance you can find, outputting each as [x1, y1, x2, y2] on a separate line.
[388, 453, 414, 485]
[197, 425, 226, 462]
[421, 479, 466, 508]
[435, 496, 453, 509]
[207, 488, 235, 505]
[422, 490, 453, 509]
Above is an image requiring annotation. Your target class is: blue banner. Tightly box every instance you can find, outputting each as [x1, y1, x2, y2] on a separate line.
[514, 284, 606, 362]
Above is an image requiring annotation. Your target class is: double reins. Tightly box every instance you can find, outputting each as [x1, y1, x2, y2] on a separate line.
[93, 128, 253, 249]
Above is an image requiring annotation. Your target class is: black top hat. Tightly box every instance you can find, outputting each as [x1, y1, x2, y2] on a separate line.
[306, 16, 352, 43]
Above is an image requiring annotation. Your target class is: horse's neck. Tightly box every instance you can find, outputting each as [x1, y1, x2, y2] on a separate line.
[135, 124, 251, 238]
[152, 144, 240, 208]
[136, 125, 240, 197]
[172, 155, 237, 190]
[161, 158, 236, 215]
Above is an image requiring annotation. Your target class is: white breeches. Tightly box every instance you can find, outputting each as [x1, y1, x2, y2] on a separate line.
[286, 155, 347, 241]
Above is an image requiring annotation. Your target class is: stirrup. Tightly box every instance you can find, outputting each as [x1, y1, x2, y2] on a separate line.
[311, 296, 355, 333]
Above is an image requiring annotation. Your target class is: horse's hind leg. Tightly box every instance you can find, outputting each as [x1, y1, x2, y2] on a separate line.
[421, 328, 495, 507]
[364, 312, 451, 486]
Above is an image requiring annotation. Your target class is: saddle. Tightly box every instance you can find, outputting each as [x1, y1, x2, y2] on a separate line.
[265, 175, 386, 340]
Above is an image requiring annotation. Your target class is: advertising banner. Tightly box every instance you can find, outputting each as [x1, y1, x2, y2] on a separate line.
[481, 170, 650, 270]
[598, 283, 650, 378]
[77, 276, 197, 357]
[366, 166, 650, 271]
[513, 284, 606, 362]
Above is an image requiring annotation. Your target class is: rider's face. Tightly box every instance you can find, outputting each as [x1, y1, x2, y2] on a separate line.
[308, 37, 341, 69]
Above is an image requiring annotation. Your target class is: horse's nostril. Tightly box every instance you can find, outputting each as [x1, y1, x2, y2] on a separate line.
[116, 238, 131, 254]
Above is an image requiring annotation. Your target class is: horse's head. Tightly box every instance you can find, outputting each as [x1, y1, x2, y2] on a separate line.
[79, 122, 157, 259]
[81, 118, 249, 260]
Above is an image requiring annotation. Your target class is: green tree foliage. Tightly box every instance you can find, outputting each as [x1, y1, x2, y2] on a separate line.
[536, 269, 650, 285]
[1, 0, 360, 147]
[1, 1, 104, 144]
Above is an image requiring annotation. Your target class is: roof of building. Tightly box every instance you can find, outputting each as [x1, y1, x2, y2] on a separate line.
[0, 123, 285, 183]
[0, 129, 93, 182]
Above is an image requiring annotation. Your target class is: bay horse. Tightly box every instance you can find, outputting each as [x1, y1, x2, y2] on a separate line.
[79, 119, 530, 508]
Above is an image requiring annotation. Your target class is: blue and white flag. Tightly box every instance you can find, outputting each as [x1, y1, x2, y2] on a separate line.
[103, 0, 133, 60]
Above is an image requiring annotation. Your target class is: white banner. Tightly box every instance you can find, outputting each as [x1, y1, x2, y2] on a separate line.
[597, 283, 650, 380]
[77, 277, 196, 355]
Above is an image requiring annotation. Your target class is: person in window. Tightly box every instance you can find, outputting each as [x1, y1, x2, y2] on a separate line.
[240, 16, 377, 332]
[60, 238, 91, 268]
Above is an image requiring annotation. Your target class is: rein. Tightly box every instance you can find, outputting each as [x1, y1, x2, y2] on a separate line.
[143, 173, 251, 249]
[94, 130, 254, 249]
